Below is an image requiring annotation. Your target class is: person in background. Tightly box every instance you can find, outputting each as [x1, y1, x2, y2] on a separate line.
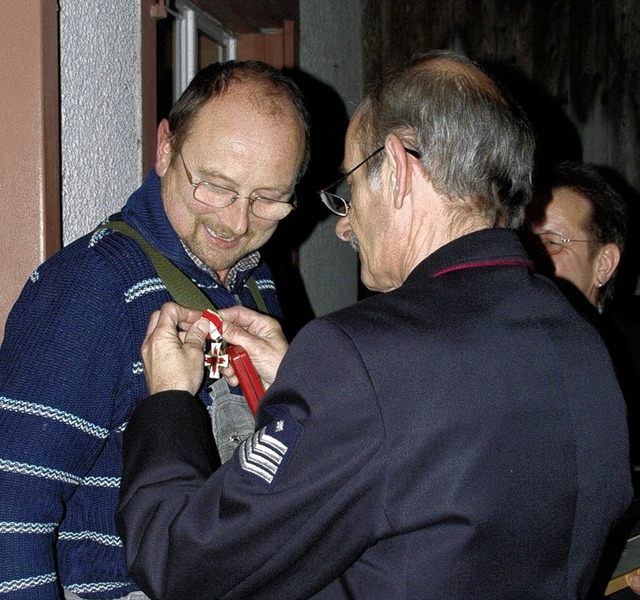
[117, 50, 632, 599]
[0, 60, 309, 599]
[525, 161, 640, 597]
[525, 161, 626, 311]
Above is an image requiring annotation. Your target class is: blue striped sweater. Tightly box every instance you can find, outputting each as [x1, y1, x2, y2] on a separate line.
[0, 171, 282, 599]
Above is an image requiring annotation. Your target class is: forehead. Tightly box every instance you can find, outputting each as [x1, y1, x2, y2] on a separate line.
[183, 79, 305, 184]
[188, 78, 303, 146]
[543, 186, 593, 233]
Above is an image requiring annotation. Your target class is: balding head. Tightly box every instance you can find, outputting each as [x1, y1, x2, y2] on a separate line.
[356, 50, 534, 228]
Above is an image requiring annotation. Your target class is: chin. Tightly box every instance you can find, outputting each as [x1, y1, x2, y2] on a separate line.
[360, 275, 391, 294]
[361, 266, 399, 293]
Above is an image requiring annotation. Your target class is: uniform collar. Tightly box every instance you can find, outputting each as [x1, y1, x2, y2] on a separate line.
[410, 228, 534, 282]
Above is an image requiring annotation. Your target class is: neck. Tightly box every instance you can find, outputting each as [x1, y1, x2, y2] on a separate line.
[401, 205, 491, 281]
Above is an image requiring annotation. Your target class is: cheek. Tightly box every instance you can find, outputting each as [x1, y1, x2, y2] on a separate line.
[251, 216, 279, 233]
[551, 252, 591, 288]
[164, 197, 197, 238]
[245, 218, 279, 250]
[161, 176, 197, 233]
[549, 253, 567, 274]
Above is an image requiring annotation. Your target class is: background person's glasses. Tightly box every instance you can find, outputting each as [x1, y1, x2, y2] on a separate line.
[179, 151, 296, 221]
[318, 146, 421, 217]
[533, 232, 595, 255]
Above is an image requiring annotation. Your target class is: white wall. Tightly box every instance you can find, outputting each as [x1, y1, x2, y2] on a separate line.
[298, 0, 362, 316]
[59, 0, 143, 245]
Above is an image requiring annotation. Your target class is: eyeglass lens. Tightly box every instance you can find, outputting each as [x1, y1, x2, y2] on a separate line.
[538, 238, 563, 255]
[194, 183, 294, 221]
[320, 190, 350, 217]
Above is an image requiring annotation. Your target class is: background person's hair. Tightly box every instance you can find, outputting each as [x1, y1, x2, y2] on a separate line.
[167, 60, 311, 180]
[356, 50, 535, 228]
[534, 161, 628, 304]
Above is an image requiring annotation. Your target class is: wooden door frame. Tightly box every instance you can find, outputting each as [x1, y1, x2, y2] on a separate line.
[0, 1, 60, 339]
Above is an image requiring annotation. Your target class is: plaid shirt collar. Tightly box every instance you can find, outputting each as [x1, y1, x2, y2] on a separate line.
[182, 241, 261, 292]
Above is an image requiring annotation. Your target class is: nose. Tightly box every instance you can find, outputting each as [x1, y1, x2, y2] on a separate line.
[334, 213, 352, 242]
[220, 197, 251, 236]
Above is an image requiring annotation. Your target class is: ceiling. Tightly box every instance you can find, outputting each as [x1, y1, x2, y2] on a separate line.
[189, 0, 298, 33]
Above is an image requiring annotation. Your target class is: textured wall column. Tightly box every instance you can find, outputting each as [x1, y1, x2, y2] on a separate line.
[59, 0, 143, 244]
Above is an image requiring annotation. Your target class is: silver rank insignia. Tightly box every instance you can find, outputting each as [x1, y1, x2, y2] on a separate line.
[237, 405, 302, 487]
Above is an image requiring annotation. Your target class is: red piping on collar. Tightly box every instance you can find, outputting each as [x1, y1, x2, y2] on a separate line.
[431, 259, 535, 278]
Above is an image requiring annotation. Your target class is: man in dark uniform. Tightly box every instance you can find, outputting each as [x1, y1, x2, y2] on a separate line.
[116, 51, 632, 599]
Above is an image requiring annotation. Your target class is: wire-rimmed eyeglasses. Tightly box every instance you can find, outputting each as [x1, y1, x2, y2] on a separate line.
[532, 232, 596, 256]
[179, 151, 296, 221]
[318, 146, 422, 217]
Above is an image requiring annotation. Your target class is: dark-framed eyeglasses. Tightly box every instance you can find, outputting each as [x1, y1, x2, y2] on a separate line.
[533, 232, 596, 256]
[318, 146, 422, 217]
[178, 151, 296, 221]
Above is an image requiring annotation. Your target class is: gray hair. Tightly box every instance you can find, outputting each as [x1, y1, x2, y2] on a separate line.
[356, 50, 535, 228]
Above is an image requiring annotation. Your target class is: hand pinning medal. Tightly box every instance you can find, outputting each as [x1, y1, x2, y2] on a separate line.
[202, 309, 229, 379]
[201, 308, 264, 413]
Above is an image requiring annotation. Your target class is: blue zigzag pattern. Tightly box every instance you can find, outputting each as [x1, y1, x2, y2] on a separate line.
[58, 530, 122, 547]
[0, 459, 79, 485]
[64, 580, 130, 594]
[88, 227, 109, 248]
[0, 521, 56, 534]
[125, 278, 166, 303]
[81, 476, 120, 488]
[253, 278, 276, 293]
[0, 573, 56, 594]
[0, 397, 109, 438]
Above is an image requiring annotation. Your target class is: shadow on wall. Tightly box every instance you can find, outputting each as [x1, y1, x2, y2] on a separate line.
[481, 61, 583, 171]
[262, 68, 350, 340]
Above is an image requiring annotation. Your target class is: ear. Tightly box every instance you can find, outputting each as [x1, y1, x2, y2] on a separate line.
[155, 119, 173, 177]
[594, 242, 621, 288]
[384, 134, 412, 209]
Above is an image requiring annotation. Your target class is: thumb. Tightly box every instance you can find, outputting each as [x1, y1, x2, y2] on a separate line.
[221, 320, 252, 347]
[183, 316, 210, 349]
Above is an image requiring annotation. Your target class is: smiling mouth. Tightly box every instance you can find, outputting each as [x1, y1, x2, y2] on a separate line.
[205, 224, 240, 247]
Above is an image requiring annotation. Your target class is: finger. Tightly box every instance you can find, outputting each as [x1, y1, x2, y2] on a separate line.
[175, 305, 209, 326]
[220, 320, 253, 346]
[220, 364, 239, 388]
[183, 317, 210, 349]
[151, 303, 201, 337]
[218, 305, 252, 325]
[144, 309, 162, 341]
[161, 303, 203, 327]
[219, 306, 270, 331]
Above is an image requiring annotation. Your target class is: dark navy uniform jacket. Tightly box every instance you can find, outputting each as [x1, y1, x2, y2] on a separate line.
[117, 228, 632, 600]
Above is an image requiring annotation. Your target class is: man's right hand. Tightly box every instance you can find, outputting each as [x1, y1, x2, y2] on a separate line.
[141, 302, 209, 396]
[219, 306, 289, 389]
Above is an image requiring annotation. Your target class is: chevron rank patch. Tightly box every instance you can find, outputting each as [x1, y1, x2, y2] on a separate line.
[236, 405, 302, 488]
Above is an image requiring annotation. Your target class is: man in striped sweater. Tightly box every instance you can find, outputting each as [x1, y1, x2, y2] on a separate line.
[0, 60, 309, 599]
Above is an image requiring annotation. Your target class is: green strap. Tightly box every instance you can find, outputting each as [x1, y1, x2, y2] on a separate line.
[97, 221, 214, 311]
[246, 277, 268, 314]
